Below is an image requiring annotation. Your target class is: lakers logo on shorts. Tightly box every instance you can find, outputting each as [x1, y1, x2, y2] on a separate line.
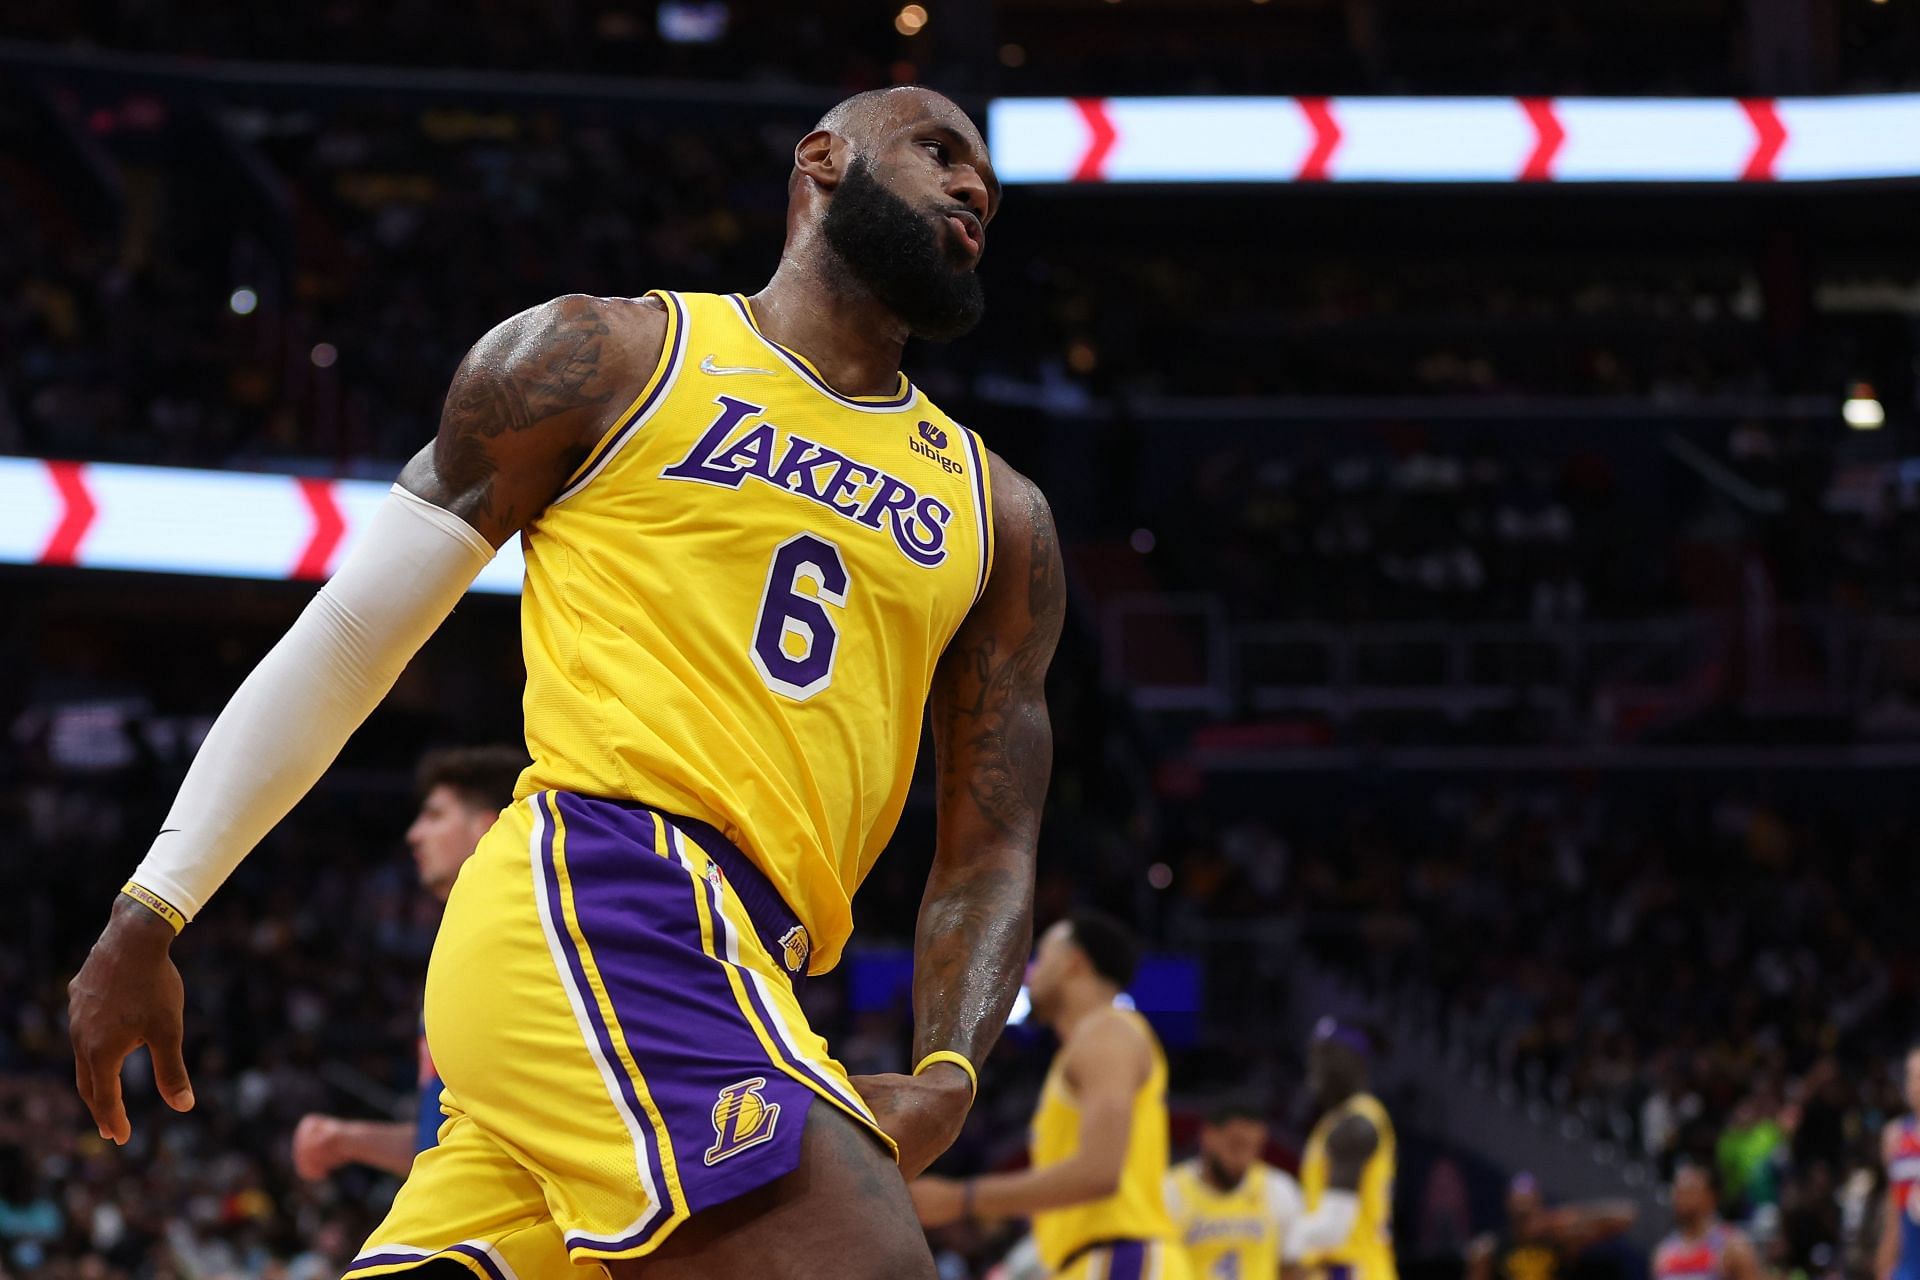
[705, 1077, 782, 1166]
[778, 925, 810, 975]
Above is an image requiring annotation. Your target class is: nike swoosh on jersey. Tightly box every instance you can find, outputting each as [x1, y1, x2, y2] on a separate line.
[701, 355, 775, 377]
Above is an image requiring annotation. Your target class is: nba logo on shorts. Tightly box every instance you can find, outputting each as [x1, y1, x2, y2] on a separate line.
[705, 1077, 782, 1166]
[778, 925, 810, 974]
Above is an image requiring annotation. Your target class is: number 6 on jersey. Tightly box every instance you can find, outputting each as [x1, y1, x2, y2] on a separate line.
[751, 532, 850, 701]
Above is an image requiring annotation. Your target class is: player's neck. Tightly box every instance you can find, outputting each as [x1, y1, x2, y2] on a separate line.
[1053, 984, 1121, 1043]
[749, 258, 910, 399]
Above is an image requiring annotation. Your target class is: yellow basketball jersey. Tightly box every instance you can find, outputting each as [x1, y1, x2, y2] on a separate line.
[516, 290, 993, 974]
[1030, 1009, 1178, 1272]
[1300, 1093, 1397, 1280]
[1166, 1159, 1284, 1280]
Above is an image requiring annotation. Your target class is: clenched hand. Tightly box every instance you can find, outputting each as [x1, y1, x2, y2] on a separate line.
[850, 1065, 973, 1179]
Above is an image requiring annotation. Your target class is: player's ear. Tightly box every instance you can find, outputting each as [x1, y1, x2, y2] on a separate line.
[794, 129, 845, 190]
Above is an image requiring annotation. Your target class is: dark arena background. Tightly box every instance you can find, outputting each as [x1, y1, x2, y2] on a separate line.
[5, 2, 1920, 1278]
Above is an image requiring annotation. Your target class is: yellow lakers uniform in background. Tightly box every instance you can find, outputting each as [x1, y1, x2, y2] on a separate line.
[1165, 1158, 1302, 1280]
[1031, 1010, 1191, 1280]
[1300, 1093, 1398, 1280]
[348, 291, 996, 1279]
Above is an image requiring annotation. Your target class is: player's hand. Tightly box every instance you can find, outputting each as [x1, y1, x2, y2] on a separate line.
[850, 1067, 972, 1179]
[909, 1174, 968, 1228]
[292, 1113, 352, 1180]
[67, 896, 194, 1144]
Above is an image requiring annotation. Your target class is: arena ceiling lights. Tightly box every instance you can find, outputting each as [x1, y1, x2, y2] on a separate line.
[988, 94, 1920, 184]
[0, 458, 525, 594]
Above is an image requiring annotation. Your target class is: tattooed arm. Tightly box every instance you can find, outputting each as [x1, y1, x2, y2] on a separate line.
[68, 295, 662, 1144]
[400, 292, 667, 542]
[854, 459, 1064, 1177]
[918, 460, 1062, 1064]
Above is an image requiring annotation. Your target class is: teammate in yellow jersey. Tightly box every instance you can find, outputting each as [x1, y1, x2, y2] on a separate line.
[914, 912, 1192, 1280]
[68, 86, 1064, 1280]
[1165, 1101, 1303, 1280]
[1293, 1020, 1397, 1280]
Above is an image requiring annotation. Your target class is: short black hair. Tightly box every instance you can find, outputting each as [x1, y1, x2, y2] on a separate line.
[1206, 1098, 1267, 1128]
[416, 746, 526, 815]
[1066, 909, 1139, 989]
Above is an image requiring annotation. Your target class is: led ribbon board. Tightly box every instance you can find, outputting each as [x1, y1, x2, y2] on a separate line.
[0, 458, 525, 594]
[989, 95, 1920, 184]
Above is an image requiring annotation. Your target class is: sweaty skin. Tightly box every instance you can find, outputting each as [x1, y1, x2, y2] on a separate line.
[68, 88, 1050, 1277]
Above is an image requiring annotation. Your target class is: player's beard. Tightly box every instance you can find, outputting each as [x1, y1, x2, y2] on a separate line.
[822, 156, 985, 342]
[1203, 1154, 1245, 1191]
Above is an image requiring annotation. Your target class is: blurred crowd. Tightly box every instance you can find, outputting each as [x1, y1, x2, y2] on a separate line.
[0, 785, 444, 1280]
[0, 95, 819, 467]
[6, 70, 1917, 474]
[1154, 420, 1920, 625]
[3, 0, 1917, 96]
[1247, 776, 1917, 1280]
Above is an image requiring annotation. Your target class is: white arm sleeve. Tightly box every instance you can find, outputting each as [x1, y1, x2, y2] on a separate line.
[128, 485, 494, 920]
[1163, 1167, 1189, 1230]
[1269, 1168, 1305, 1241]
[1285, 1189, 1359, 1261]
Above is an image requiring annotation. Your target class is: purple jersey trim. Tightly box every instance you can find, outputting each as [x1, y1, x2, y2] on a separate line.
[961, 426, 992, 605]
[554, 290, 689, 502]
[1107, 1240, 1148, 1280]
[347, 1243, 507, 1280]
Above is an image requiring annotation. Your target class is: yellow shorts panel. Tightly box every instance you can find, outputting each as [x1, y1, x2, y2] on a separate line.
[344, 1108, 570, 1280]
[348, 793, 888, 1273]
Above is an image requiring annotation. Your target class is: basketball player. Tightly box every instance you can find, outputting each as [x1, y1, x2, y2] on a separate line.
[1652, 1165, 1761, 1280]
[1465, 1174, 1635, 1280]
[912, 912, 1191, 1280]
[68, 86, 1061, 1280]
[292, 747, 524, 1180]
[1291, 1019, 1396, 1280]
[1165, 1100, 1303, 1280]
[1877, 1047, 1920, 1280]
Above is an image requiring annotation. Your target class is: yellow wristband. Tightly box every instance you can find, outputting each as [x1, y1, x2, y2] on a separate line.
[120, 882, 186, 934]
[914, 1050, 978, 1100]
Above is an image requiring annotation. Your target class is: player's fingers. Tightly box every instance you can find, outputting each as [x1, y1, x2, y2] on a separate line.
[72, 1051, 110, 1142]
[85, 1047, 131, 1145]
[147, 1024, 196, 1113]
